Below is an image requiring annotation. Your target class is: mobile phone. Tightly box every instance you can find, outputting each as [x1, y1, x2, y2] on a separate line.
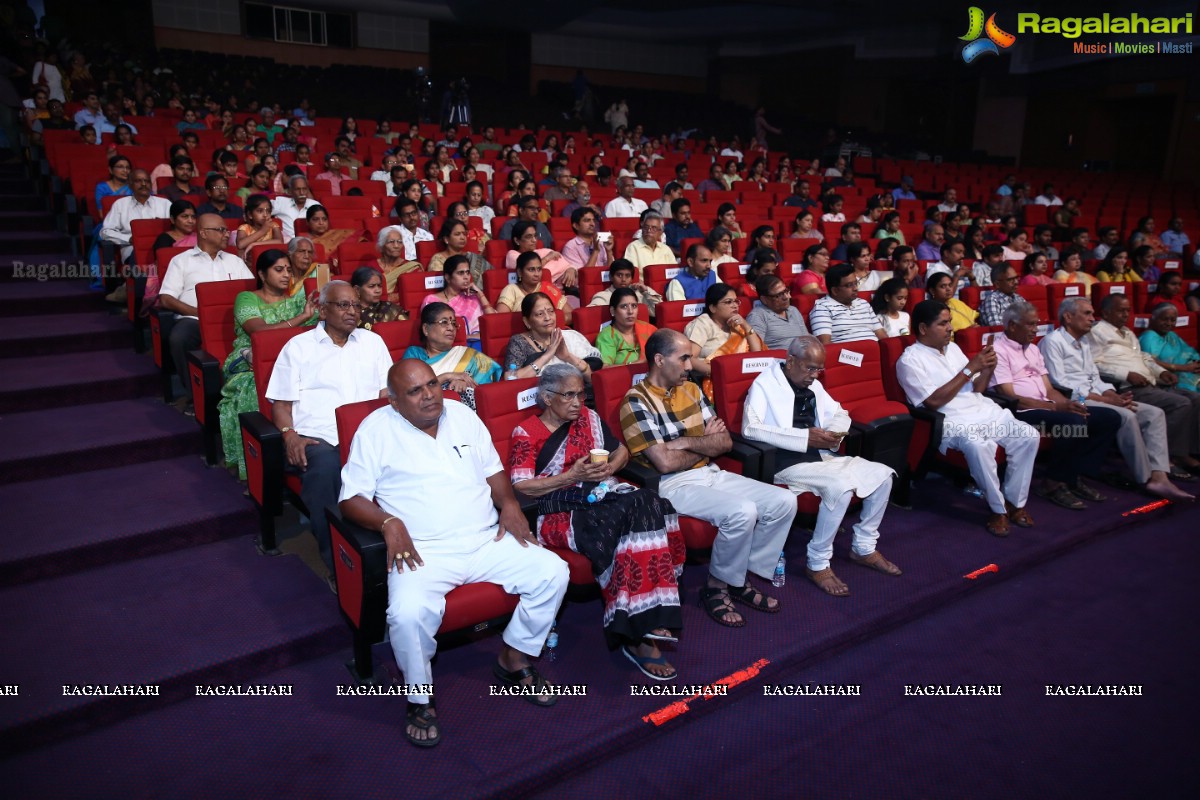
[827, 431, 848, 438]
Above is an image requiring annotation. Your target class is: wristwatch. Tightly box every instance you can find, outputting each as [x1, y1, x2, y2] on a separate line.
[960, 367, 975, 379]
[280, 426, 294, 435]
[531, 364, 541, 376]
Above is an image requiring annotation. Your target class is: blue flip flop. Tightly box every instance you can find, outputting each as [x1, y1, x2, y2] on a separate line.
[623, 645, 678, 681]
[643, 630, 678, 644]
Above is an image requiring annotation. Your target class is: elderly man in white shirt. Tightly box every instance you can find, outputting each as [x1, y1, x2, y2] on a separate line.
[266, 281, 395, 578]
[1038, 296, 1193, 500]
[743, 336, 898, 597]
[1090, 293, 1200, 473]
[604, 177, 649, 219]
[99, 169, 171, 264]
[897, 299, 1040, 536]
[624, 212, 676, 275]
[339, 359, 569, 747]
[158, 213, 254, 401]
[271, 175, 320, 241]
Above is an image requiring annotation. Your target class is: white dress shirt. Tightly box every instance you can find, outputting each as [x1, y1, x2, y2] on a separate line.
[264, 323, 393, 445]
[271, 196, 321, 241]
[158, 248, 254, 319]
[1089, 320, 1166, 384]
[339, 399, 503, 550]
[99, 195, 172, 261]
[1037, 327, 1115, 395]
[603, 196, 648, 219]
[398, 224, 434, 261]
[897, 341, 1012, 448]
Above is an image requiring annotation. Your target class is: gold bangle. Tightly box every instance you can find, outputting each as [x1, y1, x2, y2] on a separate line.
[286, 318, 293, 327]
[381, 516, 398, 532]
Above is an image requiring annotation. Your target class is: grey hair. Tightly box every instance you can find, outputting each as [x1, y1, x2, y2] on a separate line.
[376, 225, 405, 251]
[787, 335, 824, 360]
[1149, 301, 1178, 320]
[287, 235, 314, 256]
[641, 211, 663, 229]
[1002, 297, 1038, 328]
[535, 363, 584, 409]
[318, 279, 351, 305]
[287, 174, 308, 191]
[1057, 296, 1093, 324]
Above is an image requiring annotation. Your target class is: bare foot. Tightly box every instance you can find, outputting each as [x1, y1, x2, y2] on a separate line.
[1146, 477, 1195, 501]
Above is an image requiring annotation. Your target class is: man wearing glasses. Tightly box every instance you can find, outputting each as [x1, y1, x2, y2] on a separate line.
[196, 173, 244, 222]
[742, 336, 898, 597]
[159, 214, 255, 408]
[809, 263, 887, 344]
[625, 212, 675, 274]
[747, 275, 809, 349]
[978, 263, 1020, 327]
[603, 177, 648, 219]
[266, 280, 393, 583]
[315, 152, 347, 196]
[99, 169, 171, 266]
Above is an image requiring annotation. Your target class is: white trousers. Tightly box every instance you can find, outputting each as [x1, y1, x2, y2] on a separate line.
[386, 533, 569, 703]
[806, 476, 893, 572]
[943, 418, 1040, 515]
[658, 464, 798, 587]
[1085, 399, 1169, 481]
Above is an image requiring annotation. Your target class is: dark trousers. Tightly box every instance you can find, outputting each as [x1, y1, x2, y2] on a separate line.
[293, 440, 341, 574]
[1130, 385, 1200, 458]
[1016, 405, 1122, 483]
[168, 317, 201, 393]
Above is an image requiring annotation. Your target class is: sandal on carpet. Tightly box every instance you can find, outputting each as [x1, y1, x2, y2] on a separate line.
[1035, 483, 1086, 510]
[622, 645, 678, 681]
[405, 702, 441, 748]
[805, 567, 849, 597]
[848, 550, 902, 576]
[1005, 503, 1034, 528]
[727, 581, 781, 613]
[491, 662, 558, 707]
[986, 513, 1010, 537]
[643, 629, 679, 644]
[698, 586, 745, 627]
[1069, 480, 1106, 503]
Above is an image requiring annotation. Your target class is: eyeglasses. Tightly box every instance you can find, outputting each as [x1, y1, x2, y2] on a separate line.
[798, 365, 825, 374]
[326, 301, 363, 311]
[201, 227, 228, 234]
[547, 389, 586, 402]
[764, 289, 790, 299]
[430, 317, 457, 327]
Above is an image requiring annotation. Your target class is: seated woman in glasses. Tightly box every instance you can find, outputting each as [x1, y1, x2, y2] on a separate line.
[402, 301, 501, 410]
[504, 292, 601, 381]
[508, 363, 684, 680]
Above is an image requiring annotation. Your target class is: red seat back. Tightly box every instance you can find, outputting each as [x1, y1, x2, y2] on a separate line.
[398, 270, 445, 313]
[1015, 285, 1050, 322]
[655, 298, 707, 334]
[1047, 282, 1087, 322]
[820, 341, 904, 422]
[335, 398, 390, 464]
[250, 326, 310, 418]
[710, 350, 787, 431]
[643, 263, 684, 296]
[569, 303, 650, 343]
[196, 279, 257, 363]
[474, 378, 541, 464]
[954, 325, 1004, 359]
[478, 309, 566, 364]
[591, 363, 650, 440]
[878, 335, 916, 405]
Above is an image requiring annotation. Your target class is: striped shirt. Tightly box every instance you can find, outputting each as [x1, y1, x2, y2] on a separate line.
[808, 297, 882, 343]
[619, 378, 714, 471]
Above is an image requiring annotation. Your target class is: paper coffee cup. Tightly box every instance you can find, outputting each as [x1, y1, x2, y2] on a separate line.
[589, 449, 609, 464]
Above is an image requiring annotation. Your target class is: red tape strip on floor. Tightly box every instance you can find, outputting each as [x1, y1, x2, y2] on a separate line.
[641, 658, 770, 726]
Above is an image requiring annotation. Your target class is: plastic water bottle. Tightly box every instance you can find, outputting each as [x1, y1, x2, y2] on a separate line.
[545, 622, 558, 661]
[963, 482, 984, 498]
[1071, 385, 1088, 404]
[505, 363, 519, 380]
[587, 478, 616, 503]
[772, 551, 786, 587]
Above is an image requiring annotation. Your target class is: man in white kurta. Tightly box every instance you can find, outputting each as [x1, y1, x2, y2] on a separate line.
[338, 360, 569, 743]
[897, 300, 1040, 535]
[743, 337, 897, 597]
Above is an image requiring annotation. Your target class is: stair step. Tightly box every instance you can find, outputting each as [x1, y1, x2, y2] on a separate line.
[0, 349, 160, 413]
[0, 211, 54, 231]
[0, 310, 132, 357]
[0, 536, 343, 754]
[0, 397, 202, 484]
[0, 231, 72, 256]
[0, 279, 106, 316]
[0, 194, 45, 212]
[0, 456, 255, 585]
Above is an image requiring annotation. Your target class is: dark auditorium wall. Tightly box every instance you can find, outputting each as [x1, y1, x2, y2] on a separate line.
[151, 28, 428, 70]
[530, 65, 706, 97]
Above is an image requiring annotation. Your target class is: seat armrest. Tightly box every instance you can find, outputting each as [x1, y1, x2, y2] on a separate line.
[984, 389, 1017, 412]
[326, 506, 389, 646]
[618, 460, 662, 493]
[239, 410, 283, 508]
[728, 433, 769, 481]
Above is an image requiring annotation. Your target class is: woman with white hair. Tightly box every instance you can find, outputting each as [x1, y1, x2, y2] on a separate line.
[374, 224, 422, 297]
[508, 363, 684, 680]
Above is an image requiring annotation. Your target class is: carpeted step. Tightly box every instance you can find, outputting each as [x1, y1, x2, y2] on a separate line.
[0, 279, 106, 316]
[0, 349, 160, 413]
[0, 398, 202, 484]
[0, 231, 72, 256]
[0, 456, 254, 585]
[0, 211, 54, 231]
[0, 536, 344, 754]
[0, 311, 132, 357]
[0, 194, 46, 212]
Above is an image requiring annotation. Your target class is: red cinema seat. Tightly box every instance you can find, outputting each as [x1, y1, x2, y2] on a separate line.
[186, 278, 258, 464]
[478, 309, 566, 364]
[326, 394, 519, 681]
[398, 270, 445, 314]
[1015, 285, 1050, 322]
[1047, 282, 1088, 322]
[643, 264, 685, 297]
[655, 298, 707, 334]
[954, 325, 1005, 359]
